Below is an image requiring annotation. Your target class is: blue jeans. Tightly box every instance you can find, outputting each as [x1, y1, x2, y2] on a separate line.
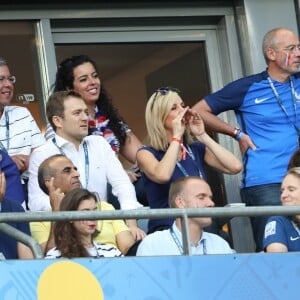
[240, 183, 281, 252]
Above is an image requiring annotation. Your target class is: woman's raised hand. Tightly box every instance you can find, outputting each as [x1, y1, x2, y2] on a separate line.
[171, 107, 190, 138]
[188, 110, 206, 138]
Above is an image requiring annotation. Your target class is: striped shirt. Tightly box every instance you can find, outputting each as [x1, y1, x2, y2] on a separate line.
[0, 106, 45, 156]
[45, 241, 124, 259]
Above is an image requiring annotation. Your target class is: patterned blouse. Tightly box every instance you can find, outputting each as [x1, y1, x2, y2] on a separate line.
[88, 106, 130, 154]
[45, 241, 124, 259]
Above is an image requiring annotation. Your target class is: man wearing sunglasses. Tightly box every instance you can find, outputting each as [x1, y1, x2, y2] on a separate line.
[193, 27, 300, 252]
[0, 58, 45, 208]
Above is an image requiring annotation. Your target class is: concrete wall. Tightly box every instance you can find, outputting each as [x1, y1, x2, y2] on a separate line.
[234, 0, 298, 75]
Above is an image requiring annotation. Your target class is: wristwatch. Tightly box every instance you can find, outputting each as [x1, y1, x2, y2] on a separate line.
[233, 127, 244, 141]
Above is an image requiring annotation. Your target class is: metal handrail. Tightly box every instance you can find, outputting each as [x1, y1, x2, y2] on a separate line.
[2, 205, 300, 258]
[1, 205, 300, 223]
[0, 223, 44, 259]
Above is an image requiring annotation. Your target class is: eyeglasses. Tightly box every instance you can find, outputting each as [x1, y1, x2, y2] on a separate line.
[279, 44, 300, 53]
[151, 86, 180, 110]
[0, 75, 16, 84]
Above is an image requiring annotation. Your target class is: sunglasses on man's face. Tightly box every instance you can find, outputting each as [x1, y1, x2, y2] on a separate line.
[151, 87, 180, 110]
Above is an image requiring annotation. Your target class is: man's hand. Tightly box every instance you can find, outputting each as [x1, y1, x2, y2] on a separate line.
[0, 172, 6, 202]
[126, 219, 146, 241]
[11, 154, 29, 173]
[47, 177, 64, 211]
[238, 134, 256, 154]
[127, 170, 141, 183]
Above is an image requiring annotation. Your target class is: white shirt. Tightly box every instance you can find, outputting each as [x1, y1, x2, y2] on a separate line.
[136, 223, 235, 256]
[0, 106, 45, 156]
[28, 134, 142, 211]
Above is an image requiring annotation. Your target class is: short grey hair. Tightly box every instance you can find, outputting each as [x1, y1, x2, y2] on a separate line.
[262, 28, 294, 63]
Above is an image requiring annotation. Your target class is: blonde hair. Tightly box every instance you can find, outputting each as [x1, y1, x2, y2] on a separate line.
[145, 90, 193, 151]
[168, 176, 207, 208]
[286, 167, 300, 178]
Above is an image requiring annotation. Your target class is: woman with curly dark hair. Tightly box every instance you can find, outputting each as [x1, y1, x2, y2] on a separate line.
[45, 55, 147, 208]
[48, 55, 141, 165]
[45, 188, 123, 259]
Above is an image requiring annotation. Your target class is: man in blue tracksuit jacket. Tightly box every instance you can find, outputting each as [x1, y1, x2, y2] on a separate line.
[193, 27, 300, 251]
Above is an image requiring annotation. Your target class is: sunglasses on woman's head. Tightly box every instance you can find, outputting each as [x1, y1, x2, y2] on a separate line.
[151, 86, 180, 110]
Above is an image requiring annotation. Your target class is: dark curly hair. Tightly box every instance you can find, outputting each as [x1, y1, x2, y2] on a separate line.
[53, 54, 127, 146]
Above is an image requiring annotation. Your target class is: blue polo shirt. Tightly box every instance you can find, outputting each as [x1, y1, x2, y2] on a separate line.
[205, 70, 300, 188]
[263, 216, 300, 251]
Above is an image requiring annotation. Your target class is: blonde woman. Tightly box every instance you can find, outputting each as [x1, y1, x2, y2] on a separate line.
[137, 87, 242, 233]
[263, 167, 300, 252]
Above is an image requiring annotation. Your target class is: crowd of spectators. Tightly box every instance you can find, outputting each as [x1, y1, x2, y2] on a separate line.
[2, 26, 300, 259]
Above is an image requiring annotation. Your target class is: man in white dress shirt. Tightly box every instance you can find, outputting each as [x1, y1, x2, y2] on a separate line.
[28, 90, 144, 240]
[137, 176, 235, 256]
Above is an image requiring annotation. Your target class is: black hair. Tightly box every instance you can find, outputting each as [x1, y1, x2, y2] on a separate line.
[53, 55, 127, 145]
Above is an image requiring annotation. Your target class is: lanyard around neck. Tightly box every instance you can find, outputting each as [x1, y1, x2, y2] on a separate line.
[52, 138, 89, 188]
[176, 144, 203, 178]
[170, 226, 207, 255]
[267, 76, 300, 136]
[170, 226, 183, 254]
[292, 220, 300, 236]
